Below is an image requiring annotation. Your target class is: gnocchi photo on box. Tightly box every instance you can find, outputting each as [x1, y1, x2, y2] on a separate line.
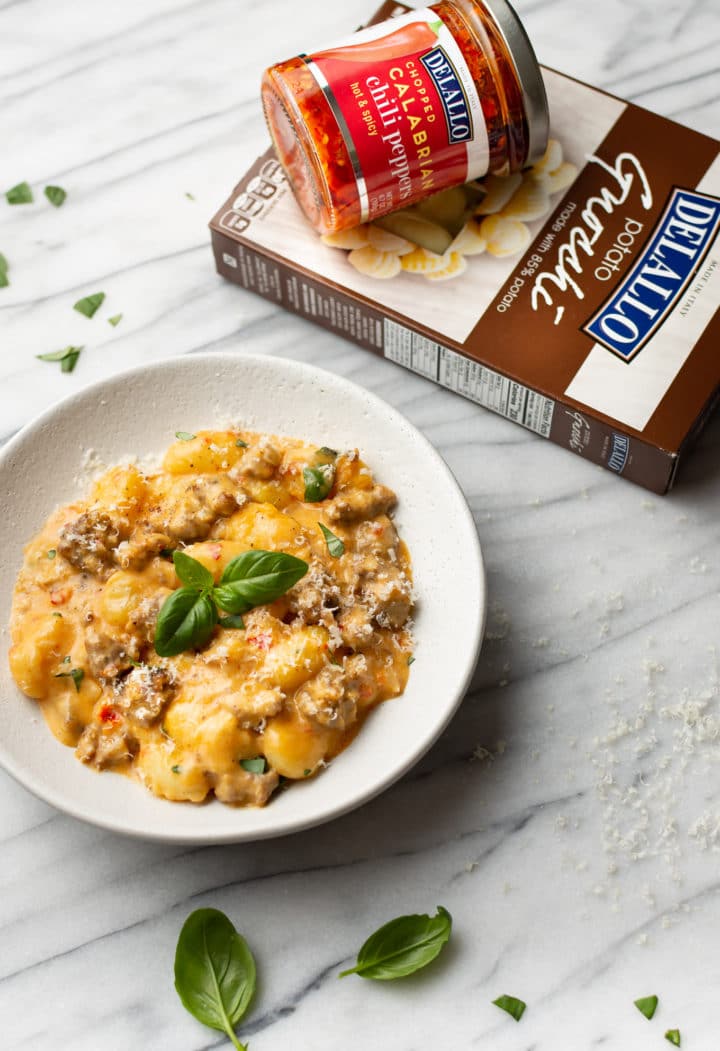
[211, 0, 720, 493]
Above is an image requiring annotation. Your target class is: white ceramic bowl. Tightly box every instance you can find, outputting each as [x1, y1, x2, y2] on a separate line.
[0, 353, 485, 843]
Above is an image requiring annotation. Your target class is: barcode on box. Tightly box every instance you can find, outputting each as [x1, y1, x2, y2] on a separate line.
[383, 319, 554, 437]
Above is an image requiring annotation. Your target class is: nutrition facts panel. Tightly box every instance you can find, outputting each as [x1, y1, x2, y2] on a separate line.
[383, 320, 555, 438]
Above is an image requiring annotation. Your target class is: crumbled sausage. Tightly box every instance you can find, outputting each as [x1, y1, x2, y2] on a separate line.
[233, 687, 285, 728]
[286, 559, 338, 622]
[84, 625, 141, 679]
[354, 517, 398, 554]
[240, 439, 281, 480]
[58, 510, 124, 579]
[115, 528, 172, 570]
[326, 484, 396, 523]
[338, 604, 374, 648]
[127, 592, 169, 646]
[294, 663, 357, 731]
[76, 721, 138, 768]
[361, 565, 412, 628]
[212, 766, 279, 806]
[116, 664, 177, 726]
[167, 476, 241, 541]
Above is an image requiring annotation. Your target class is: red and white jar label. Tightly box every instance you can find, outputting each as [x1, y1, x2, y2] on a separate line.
[304, 8, 489, 222]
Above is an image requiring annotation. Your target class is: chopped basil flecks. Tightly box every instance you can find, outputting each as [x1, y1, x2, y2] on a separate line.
[175, 431, 196, 441]
[55, 667, 84, 692]
[665, 1031, 681, 1047]
[52, 612, 63, 618]
[47, 549, 57, 559]
[235, 438, 248, 448]
[492, 995, 527, 1022]
[0, 252, 9, 288]
[185, 192, 195, 200]
[317, 446, 337, 459]
[171, 764, 182, 774]
[240, 757, 266, 774]
[62, 655, 71, 664]
[44, 185, 67, 207]
[108, 313, 123, 327]
[303, 768, 312, 776]
[318, 522, 344, 558]
[407, 655, 415, 666]
[73, 292, 105, 318]
[6, 181, 33, 204]
[37, 345, 83, 373]
[634, 996, 658, 1020]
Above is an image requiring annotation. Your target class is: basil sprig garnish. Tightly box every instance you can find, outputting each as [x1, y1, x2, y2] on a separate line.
[339, 906, 451, 980]
[174, 908, 256, 1051]
[303, 464, 334, 502]
[319, 522, 344, 557]
[154, 549, 307, 656]
[493, 994, 527, 1021]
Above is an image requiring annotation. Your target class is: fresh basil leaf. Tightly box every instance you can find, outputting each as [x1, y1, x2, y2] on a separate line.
[339, 906, 452, 980]
[175, 431, 196, 441]
[73, 292, 105, 318]
[214, 550, 308, 614]
[55, 667, 84, 692]
[235, 438, 248, 448]
[219, 614, 245, 629]
[173, 550, 213, 590]
[0, 252, 9, 288]
[240, 757, 266, 774]
[37, 345, 83, 372]
[318, 522, 344, 558]
[492, 995, 527, 1022]
[634, 996, 658, 1020]
[6, 181, 33, 204]
[174, 908, 256, 1051]
[154, 587, 217, 657]
[303, 464, 334, 502]
[44, 185, 67, 207]
[665, 1031, 681, 1047]
[108, 313, 123, 327]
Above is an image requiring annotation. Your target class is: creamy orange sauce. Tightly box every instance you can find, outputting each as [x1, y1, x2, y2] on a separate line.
[9, 430, 413, 807]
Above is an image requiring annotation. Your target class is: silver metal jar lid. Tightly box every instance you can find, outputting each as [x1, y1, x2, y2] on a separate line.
[481, 0, 550, 166]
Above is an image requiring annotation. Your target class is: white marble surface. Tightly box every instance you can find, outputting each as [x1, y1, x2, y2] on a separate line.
[1, 0, 720, 1047]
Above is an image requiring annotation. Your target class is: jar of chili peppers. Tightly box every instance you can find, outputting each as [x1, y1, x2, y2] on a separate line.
[261, 0, 549, 234]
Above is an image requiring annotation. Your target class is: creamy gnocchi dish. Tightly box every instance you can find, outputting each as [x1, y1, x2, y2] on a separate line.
[9, 430, 413, 807]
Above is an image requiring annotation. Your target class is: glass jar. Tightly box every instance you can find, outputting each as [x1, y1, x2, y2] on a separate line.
[261, 0, 549, 235]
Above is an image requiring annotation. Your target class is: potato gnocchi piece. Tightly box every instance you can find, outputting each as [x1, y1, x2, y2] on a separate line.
[501, 175, 552, 222]
[321, 224, 371, 249]
[348, 245, 402, 279]
[425, 252, 468, 281]
[475, 173, 523, 215]
[367, 224, 415, 255]
[536, 161, 578, 195]
[531, 138, 563, 175]
[400, 246, 451, 275]
[448, 219, 487, 256]
[480, 214, 532, 257]
[375, 211, 453, 255]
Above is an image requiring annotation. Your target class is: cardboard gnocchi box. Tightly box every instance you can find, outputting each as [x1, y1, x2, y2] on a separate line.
[210, 1, 720, 493]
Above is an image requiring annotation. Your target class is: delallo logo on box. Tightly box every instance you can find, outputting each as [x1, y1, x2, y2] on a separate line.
[419, 48, 473, 144]
[583, 187, 720, 362]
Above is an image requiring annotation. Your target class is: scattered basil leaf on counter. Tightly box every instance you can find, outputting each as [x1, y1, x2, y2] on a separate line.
[240, 757, 266, 774]
[174, 908, 256, 1051]
[47, 549, 56, 559]
[634, 995, 658, 1020]
[0, 253, 9, 287]
[37, 345, 83, 372]
[154, 587, 217, 657]
[493, 994, 527, 1021]
[235, 438, 248, 448]
[73, 292, 105, 318]
[175, 431, 196, 441]
[173, 549, 213, 590]
[319, 522, 344, 558]
[44, 185, 66, 207]
[6, 181, 33, 204]
[303, 464, 334, 502]
[213, 550, 308, 615]
[219, 614, 245, 630]
[185, 192, 195, 200]
[665, 1031, 681, 1047]
[339, 906, 452, 980]
[54, 667, 84, 692]
[108, 313, 123, 327]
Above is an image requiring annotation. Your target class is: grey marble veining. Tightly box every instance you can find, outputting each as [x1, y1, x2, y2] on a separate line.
[1, 0, 720, 1047]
